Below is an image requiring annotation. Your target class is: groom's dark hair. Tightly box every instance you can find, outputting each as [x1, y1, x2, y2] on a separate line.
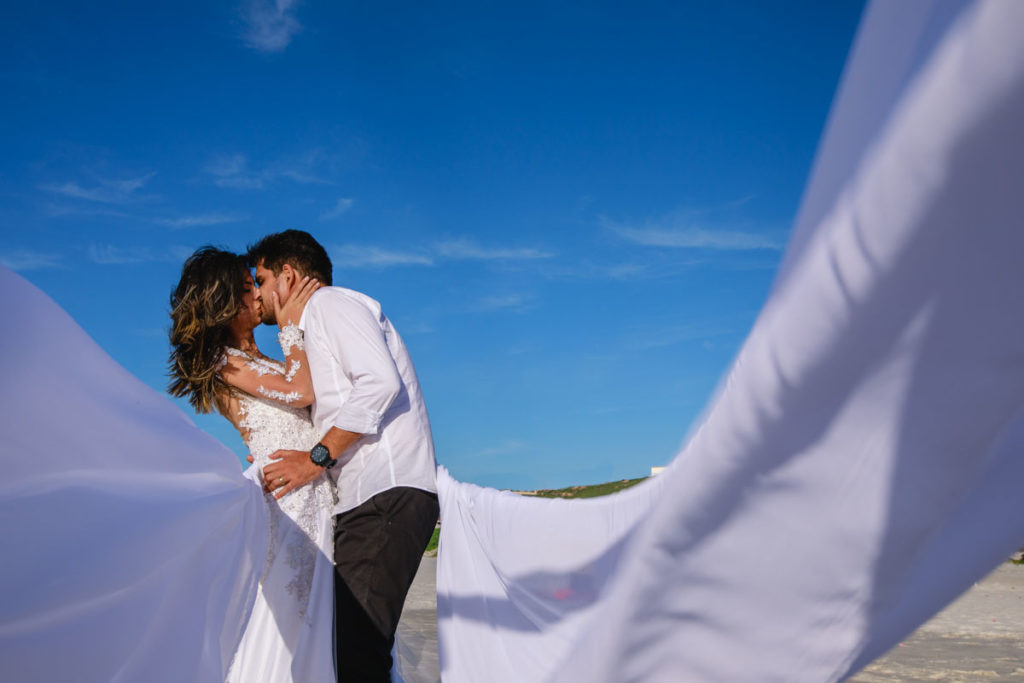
[247, 229, 333, 286]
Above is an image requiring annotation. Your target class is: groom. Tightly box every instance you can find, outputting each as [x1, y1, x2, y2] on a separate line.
[249, 230, 439, 682]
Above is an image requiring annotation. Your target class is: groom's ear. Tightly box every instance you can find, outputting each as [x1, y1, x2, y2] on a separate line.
[279, 263, 296, 291]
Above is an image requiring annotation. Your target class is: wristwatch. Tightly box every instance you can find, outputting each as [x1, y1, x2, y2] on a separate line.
[310, 442, 337, 469]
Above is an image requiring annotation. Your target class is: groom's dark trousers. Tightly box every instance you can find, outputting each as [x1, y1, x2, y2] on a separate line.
[334, 486, 439, 682]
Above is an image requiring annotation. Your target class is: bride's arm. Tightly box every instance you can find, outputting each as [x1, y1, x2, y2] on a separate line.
[220, 278, 320, 408]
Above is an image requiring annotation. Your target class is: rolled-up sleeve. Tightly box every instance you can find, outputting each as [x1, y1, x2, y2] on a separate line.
[307, 294, 402, 435]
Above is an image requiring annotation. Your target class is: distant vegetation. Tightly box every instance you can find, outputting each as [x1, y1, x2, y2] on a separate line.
[425, 527, 440, 554]
[529, 477, 648, 499]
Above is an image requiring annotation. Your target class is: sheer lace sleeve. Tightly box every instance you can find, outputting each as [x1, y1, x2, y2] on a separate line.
[219, 326, 315, 408]
[213, 388, 253, 445]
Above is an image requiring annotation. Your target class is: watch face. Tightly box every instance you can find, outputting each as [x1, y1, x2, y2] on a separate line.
[311, 444, 330, 465]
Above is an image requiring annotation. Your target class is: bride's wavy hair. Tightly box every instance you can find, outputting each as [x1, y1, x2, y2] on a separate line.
[167, 246, 249, 414]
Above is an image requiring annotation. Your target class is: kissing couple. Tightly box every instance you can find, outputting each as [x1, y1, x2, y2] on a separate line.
[168, 229, 439, 682]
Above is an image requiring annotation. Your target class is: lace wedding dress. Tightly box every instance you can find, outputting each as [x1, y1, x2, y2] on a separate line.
[222, 349, 337, 683]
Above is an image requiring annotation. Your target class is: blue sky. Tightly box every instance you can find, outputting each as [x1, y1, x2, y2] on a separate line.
[2, 0, 864, 490]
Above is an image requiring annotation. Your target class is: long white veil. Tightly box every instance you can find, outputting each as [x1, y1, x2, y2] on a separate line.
[436, 1, 1024, 681]
[0, 267, 268, 681]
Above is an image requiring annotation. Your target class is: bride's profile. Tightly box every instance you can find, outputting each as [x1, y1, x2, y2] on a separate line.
[167, 246, 335, 682]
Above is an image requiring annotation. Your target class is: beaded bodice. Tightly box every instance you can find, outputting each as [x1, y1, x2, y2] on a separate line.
[221, 347, 314, 461]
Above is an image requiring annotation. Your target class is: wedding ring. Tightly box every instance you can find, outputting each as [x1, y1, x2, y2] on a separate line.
[278, 477, 286, 484]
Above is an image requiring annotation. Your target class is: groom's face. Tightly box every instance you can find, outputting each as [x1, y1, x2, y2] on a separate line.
[253, 261, 293, 325]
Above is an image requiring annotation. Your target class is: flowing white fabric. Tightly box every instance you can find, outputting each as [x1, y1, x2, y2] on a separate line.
[435, 469, 665, 680]
[0, 269, 267, 682]
[0, 274, 403, 682]
[436, 1, 1024, 681]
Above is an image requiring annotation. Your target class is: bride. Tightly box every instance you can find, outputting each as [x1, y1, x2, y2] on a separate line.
[167, 247, 334, 682]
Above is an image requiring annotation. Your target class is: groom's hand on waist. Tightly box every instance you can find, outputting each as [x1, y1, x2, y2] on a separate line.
[262, 449, 324, 499]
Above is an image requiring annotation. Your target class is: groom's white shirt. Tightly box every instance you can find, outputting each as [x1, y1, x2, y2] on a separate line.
[299, 286, 437, 515]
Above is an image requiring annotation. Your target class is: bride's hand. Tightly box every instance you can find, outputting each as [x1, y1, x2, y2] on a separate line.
[275, 276, 321, 327]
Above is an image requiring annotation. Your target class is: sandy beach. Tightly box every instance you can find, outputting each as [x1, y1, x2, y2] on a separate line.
[396, 559, 1024, 682]
[853, 563, 1024, 682]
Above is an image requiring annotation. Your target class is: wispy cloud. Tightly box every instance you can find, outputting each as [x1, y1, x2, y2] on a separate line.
[278, 167, 332, 185]
[629, 323, 732, 350]
[604, 214, 783, 251]
[205, 152, 331, 190]
[205, 154, 264, 189]
[88, 244, 156, 265]
[43, 203, 132, 219]
[472, 294, 534, 313]
[1, 249, 62, 271]
[242, 0, 302, 53]
[274, 148, 336, 185]
[556, 261, 655, 280]
[321, 198, 354, 221]
[88, 243, 196, 265]
[40, 171, 157, 204]
[329, 238, 554, 270]
[42, 201, 243, 232]
[529, 258, 707, 284]
[155, 212, 245, 229]
[402, 322, 436, 335]
[604, 263, 649, 279]
[617, 226, 781, 250]
[332, 245, 434, 269]
[436, 238, 554, 261]
[216, 176, 265, 190]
